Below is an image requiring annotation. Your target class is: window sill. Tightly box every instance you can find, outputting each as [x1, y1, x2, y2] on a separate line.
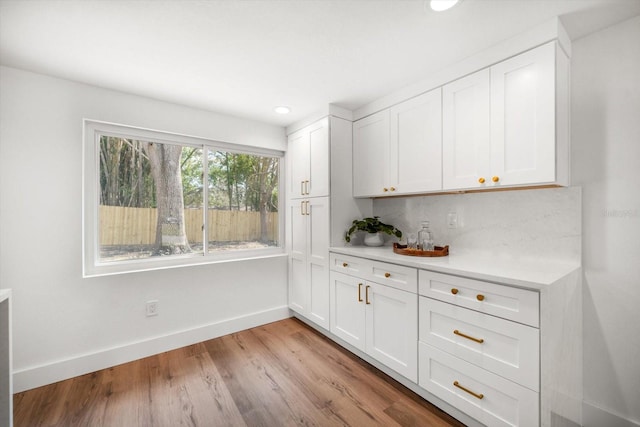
[83, 248, 287, 278]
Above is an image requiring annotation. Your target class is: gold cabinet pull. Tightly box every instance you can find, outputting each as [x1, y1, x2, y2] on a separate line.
[453, 381, 484, 400]
[342, 262, 348, 267]
[383, 187, 389, 192]
[306, 201, 311, 216]
[305, 180, 310, 194]
[478, 177, 485, 184]
[454, 329, 484, 344]
[476, 294, 485, 301]
[365, 285, 371, 305]
[384, 272, 391, 278]
[358, 283, 363, 302]
[451, 288, 459, 295]
[390, 187, 396, 191]
[492, 176, 499, 183]
[300, 201, 305, 215]
[301, 181, 305, 195]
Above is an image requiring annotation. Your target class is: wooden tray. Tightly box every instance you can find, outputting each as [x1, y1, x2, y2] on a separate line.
[393, 243, 449, 257]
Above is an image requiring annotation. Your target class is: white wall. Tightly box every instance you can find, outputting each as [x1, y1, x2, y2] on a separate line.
[0, 66, 289, 392]
[572, 16, 640, 427]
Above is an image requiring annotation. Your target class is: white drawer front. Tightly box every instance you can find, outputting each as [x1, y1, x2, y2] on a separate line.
[419, 270, 539, 327]
[419, 343, 539, 427]
[330, 253, 366, 276]
[369, 260, 417, 293]
[419, 297, 539, 391]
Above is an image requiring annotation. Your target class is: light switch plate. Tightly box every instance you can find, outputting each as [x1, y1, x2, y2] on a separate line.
[447, 213, 458, 229]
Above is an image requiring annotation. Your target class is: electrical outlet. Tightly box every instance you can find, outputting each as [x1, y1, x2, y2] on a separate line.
[447, 212, 458, 229]
[146, 300, 159, 317]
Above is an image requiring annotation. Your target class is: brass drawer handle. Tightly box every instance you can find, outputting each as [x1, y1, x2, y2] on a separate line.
[305, 180, 310, 194]
[342, 262, 348, 267]
[453, 381, 484, 400]
[454, 329, 484, 344]
[476, 294, 485, 301]
[384, 272, 391, 278]
[365, 285, 371, 305]
[358, 283, 363, 302]
[451, 288, 459, 295]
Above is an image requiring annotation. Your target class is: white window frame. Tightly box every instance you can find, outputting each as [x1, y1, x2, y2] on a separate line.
[83, 119, 285, 277]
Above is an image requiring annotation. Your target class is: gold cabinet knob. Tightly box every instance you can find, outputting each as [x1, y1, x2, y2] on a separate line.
[451, 288, 459, 295]
[478, 177, 485, 184]
[383, 187, 389, 192]
[476, 294, 485, 301]
[342, 262, 348, 267]
[384, 272, 391, 278]
[492, 176, 499, 183]
[390, 187, 396, 191]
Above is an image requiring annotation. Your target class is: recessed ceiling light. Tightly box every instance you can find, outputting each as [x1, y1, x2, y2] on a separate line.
[430, 0, 461, 12]
[274, 106, 291, 115]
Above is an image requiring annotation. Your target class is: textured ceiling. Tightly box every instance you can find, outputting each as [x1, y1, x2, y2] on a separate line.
[1, 0, 639, 127]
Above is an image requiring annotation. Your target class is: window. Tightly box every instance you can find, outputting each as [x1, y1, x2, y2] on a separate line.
[83, 120, 283, 276]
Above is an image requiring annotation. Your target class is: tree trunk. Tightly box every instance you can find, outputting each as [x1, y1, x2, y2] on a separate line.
[143, 142, 191, 255]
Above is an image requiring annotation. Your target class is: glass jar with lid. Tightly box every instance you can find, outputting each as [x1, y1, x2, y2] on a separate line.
[417, 221, 434, 251]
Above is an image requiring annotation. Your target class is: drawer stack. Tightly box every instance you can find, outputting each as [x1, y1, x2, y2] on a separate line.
[418, 271, 540, 427]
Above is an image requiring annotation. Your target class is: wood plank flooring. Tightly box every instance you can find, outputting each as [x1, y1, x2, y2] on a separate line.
[13, 317, 465, 427]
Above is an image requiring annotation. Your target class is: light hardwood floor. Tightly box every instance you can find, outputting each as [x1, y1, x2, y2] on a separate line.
[13, 317, 465, 426]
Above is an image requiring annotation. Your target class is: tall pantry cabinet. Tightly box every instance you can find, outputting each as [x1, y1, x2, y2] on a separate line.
[286, 115, 367, 330]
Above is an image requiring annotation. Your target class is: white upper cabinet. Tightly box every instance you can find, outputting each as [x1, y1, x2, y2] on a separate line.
[353, 88, 443, 198]
[288, 118, 329, 199]
[389, 88, 443, 194]
[353, 110, 389, 198]
[442, 69, 491, 190]
[490, 42, 556, 186]
[443, 41, 568, 191]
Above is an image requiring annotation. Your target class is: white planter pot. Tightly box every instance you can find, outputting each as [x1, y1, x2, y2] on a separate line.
[364, 232, 385, 247]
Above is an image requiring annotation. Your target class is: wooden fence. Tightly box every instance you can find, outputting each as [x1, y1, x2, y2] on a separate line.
[99, 206, 278, 245]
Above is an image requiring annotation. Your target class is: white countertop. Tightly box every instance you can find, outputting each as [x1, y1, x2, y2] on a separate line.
[0, 289, 10, 303]
[330, 246, 580, 290]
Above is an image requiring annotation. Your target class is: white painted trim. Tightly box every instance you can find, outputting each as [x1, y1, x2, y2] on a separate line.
[286, 104, 353, 136]
[13, 306, 291, 393]
[583, 401, 640, 427]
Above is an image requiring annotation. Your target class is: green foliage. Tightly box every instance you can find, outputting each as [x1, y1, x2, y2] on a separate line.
[344, 216, 402, 243]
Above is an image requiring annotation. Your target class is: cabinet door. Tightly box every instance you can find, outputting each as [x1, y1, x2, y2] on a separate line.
[353, 110, 390, 197]
[366, 282, 418, 381]
[287, 128, 309, 199]
[307, 197, 330, 329]
[288, 200, 308, 313]
[307, 118, 330, 198]
[442, 69, 491, 190]
[330, 271, 366, 351]
[390, 88, 442, 194]
[490, 42, 556, 186]
[287, 118, 329, 199]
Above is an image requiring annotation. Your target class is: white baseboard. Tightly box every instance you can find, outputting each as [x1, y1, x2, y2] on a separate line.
[583, 401, 640, 427]
[13, 305, 291, 393]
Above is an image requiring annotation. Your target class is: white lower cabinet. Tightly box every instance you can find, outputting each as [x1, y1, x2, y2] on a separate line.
[288, 197, 330, 329]
[418, 270, 541, 427]
[327, 250, 579, 427]
[329, 261, 418, 382]
[419, 343, 539, 427]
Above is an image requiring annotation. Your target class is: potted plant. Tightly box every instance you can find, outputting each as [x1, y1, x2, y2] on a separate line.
[345, 216, 402, 247]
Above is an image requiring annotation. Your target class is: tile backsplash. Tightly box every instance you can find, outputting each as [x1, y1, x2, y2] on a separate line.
[372, 186, 581, 262]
